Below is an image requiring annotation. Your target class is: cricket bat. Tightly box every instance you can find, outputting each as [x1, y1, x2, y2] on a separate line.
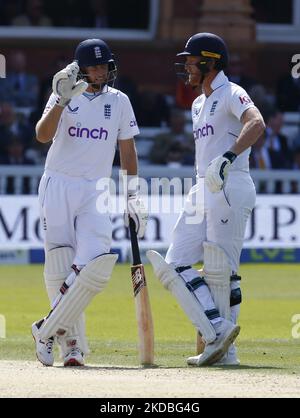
[129, 217, 154, 365]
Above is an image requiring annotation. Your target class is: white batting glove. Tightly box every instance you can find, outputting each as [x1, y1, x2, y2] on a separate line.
[52, 62, 88, 107]
[205, 151, 237, 193]
[125, 193, 148, 238]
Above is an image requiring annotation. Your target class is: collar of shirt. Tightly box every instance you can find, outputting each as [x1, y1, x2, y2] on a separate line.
[83, 84, 109, 99]
[210, 70, 229, 91]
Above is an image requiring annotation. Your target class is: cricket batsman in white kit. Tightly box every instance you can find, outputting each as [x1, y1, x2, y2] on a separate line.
[147, 33, 265, 366]
[31, 38, 147, 366]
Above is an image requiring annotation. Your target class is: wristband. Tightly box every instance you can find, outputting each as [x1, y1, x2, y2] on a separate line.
[223, 151, 237, 164]
[55, 96, 71, 108]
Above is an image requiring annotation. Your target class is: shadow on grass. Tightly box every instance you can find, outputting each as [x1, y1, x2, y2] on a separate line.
[53, 363, 282, 371]
[54, 363, 161, 371]
[213, 364, 283, 371]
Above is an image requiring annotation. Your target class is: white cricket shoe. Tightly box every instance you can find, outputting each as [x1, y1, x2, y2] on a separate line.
[63, 337, 84, 367]
[64, 347, 84, 367]
[214, 344, 240, 366]
[187, 319, 240, 367]
[31, 321, 54, 367]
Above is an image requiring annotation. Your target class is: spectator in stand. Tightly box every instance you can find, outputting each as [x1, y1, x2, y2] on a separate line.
[33, 56, 69, 123]
[293, 147, 300, 169]
[12, 0, 52, 26]
[0, 102, 35, 155]
[227, 55, 277, 124]
[0, 137, 35, 165]
[248, 84, 276, 118]
[290, 146, 300, 193]
[114, 75, 139, 115]
[0, 137, 35, 194]
[82, 0, 109, 28]
[249, 132, 270, 193]
[149, 108, 194, 165]
[45, 1, 87, 27]
[250, 110, 293, 194]
[0, 102, 18, 158]
[165, 141, 186, 167]
[0, 0, 22, 25]
[175, 78, 198, 110]
[0, 51, 39, 108]
[277, 60, 300, 111]
[227, 53, 258, 93]
[249, 131, 270, 170]
[136, 90, 170, 127]
[265, 109, 293, 169]
[250, 109, 292, 170]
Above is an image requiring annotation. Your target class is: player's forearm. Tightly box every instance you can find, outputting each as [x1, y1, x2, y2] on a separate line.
[119, 140, 138, 175]
[36, 105, 64, 143]
[230, 116, 265, 156]
[122, 155, 138, 175]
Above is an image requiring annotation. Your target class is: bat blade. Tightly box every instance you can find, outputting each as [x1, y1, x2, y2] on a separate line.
[131, 264, 154, 365]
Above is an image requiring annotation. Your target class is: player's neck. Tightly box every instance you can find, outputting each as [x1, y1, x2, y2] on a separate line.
[86, 86, 101, 93]
[202, 70, 218, 97]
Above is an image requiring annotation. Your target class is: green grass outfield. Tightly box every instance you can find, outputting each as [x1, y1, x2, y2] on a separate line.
[0, 263, 299, 373]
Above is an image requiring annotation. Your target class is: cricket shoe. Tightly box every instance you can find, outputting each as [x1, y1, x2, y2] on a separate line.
[214, 344, 240, 366]
[187, 319, 240, 367]
[63, 336, 84, 367]
[31, 320, 54, 367]
[64, 347, 84, 367]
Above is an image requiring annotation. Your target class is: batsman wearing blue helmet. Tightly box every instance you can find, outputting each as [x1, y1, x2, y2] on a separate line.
[31, 39, 147, 367]
[148, 33, 265, 366]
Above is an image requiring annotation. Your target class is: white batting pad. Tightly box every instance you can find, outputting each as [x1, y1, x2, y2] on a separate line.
[147, 250, 216, 344]
[44, 246, 74, 303]
[72, 314, 89, 355]
[203, 242, 231, 320]
[39, 253, 118, 340]
[44, 246, 89, 355]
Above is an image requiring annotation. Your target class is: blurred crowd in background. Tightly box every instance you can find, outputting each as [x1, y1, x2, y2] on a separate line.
[0, 0, 148, 29]
[0, 0, 300, 172]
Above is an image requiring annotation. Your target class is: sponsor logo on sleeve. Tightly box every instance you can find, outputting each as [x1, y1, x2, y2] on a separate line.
[239, 95, 252, 105]
[130, 120, 137, 127]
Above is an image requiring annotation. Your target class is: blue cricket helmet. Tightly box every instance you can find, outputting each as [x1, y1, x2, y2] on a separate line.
[74, 38, 117, 87]
[177, 32, 229, 70]
[75, 38, 114, 67]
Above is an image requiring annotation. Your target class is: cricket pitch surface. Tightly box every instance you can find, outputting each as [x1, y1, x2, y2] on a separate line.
[0, 360, 299, 398]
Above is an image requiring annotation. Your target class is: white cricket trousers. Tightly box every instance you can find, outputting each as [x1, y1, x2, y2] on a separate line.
[166, 171, 256, 273]
[38, 170, 112, 266]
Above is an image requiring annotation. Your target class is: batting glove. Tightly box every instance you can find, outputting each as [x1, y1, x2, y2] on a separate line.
[205, 151, 237, 193]
[125, 194, 148, 238]
[52, 62, 88, 107]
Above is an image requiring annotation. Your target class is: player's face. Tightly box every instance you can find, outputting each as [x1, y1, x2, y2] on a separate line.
[85, 64, 109, 90]
[185, 56, 201, 87]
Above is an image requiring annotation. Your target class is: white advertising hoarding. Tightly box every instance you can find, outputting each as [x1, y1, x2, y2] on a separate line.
[0, 195, 299, 252]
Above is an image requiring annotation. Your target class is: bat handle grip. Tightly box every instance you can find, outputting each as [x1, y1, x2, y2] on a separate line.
[129, 217, 141, 265]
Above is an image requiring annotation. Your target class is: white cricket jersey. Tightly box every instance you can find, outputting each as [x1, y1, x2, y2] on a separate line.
[192, 71, 256, 177]
[43, 87, 140, 180]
